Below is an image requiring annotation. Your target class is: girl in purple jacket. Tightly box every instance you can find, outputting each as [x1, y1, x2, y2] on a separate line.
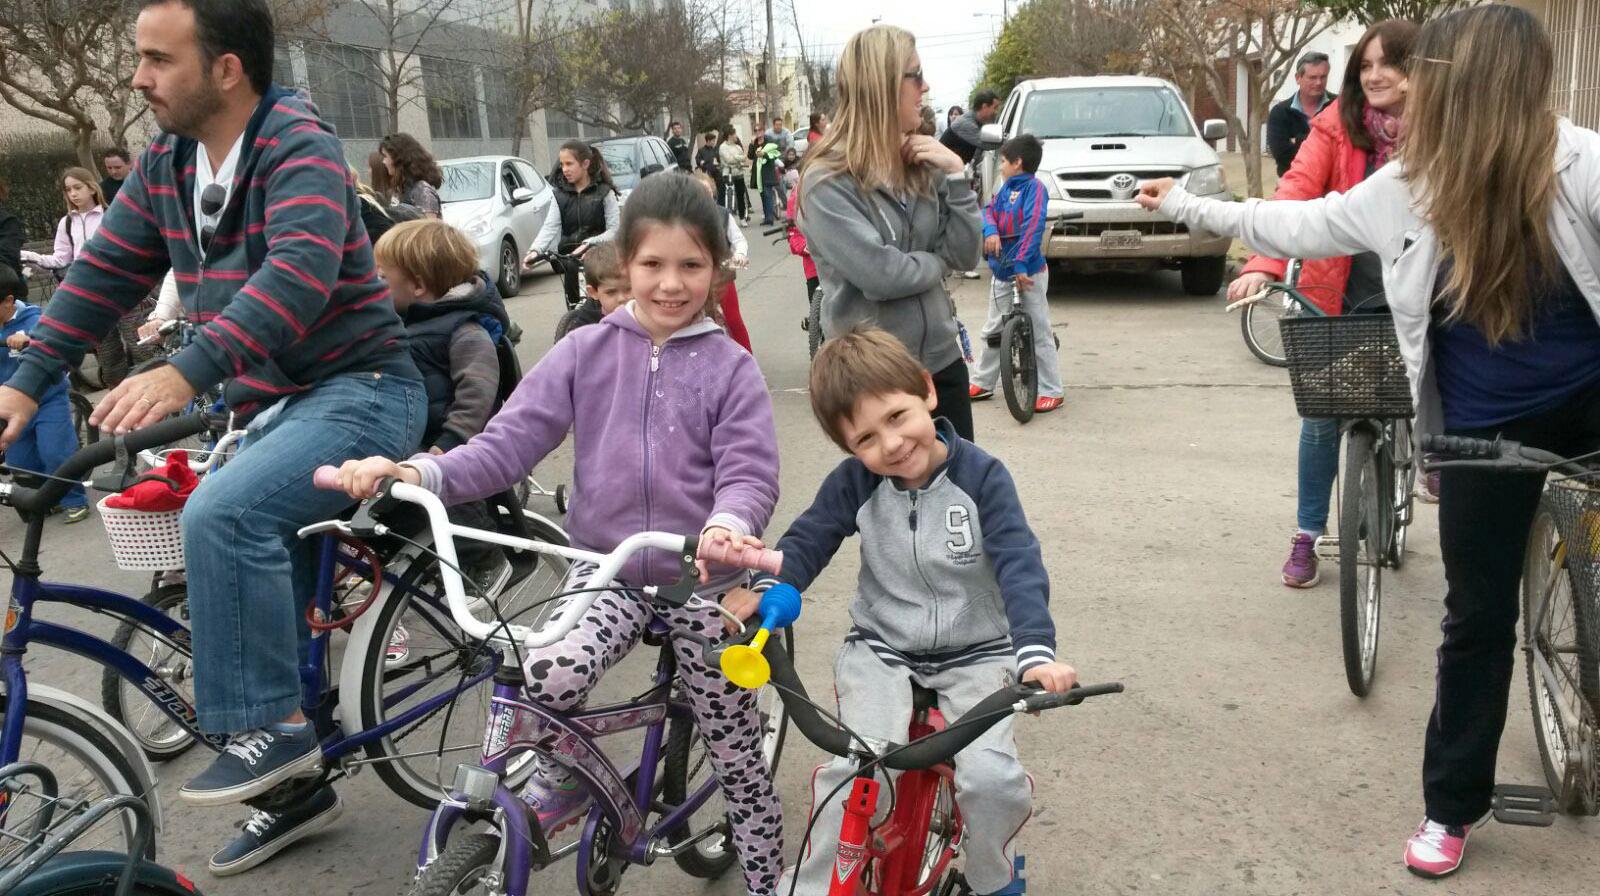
[336, 174, 784, 893]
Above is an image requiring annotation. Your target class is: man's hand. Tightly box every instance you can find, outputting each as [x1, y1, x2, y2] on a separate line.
[91, 364, 198, 436]
[1021, 661, 1078, 694]
[5, 332, 30, 351]
[1134, 178, 1177, 211]
[902, 135, 964, 175]
[697, 526, 766, 583]
[983, 234, 1001, 257]
[1015, 272, 1034, 291]
[335, 456, 420, 499]
[720, 586, 763, 634]
[1227, 272, 1274, 305]
[0, 385, 40, 451]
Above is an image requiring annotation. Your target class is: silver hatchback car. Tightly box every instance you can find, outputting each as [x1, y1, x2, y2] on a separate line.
[439, 156, 554, 297]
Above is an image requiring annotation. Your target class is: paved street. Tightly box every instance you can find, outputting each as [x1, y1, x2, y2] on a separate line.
[8, 221, 1598, 896]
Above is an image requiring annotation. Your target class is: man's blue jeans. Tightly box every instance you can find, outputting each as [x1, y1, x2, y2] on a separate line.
[182, 372, 425, 733]
[1297, 416, 1341, 533]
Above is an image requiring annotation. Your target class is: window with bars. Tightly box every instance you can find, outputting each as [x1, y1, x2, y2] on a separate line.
[302, 43, 387, 139]
[483, 69, 529, 139]
[423, 57, 483, 140]
[1548, 0, 1600, 130]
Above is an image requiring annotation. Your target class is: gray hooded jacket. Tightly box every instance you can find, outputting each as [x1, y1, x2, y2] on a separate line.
[798, 168, 982, 372]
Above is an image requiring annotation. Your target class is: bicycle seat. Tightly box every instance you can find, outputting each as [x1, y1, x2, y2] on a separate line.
[911, 682, 939, 716]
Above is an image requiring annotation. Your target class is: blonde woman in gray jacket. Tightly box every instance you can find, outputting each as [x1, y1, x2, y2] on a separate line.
[1139, 5, 1600, 879]
[797, 24, 982, 440]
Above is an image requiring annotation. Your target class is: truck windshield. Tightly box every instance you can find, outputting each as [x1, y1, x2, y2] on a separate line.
[1021, 87, 1195, 139]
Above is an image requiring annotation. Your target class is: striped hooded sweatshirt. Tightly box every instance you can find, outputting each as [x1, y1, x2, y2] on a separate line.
[4, 86, 413, 416]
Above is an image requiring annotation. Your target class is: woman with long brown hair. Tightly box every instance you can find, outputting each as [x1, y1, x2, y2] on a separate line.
[1139, 4, 1600, 878]
[797, 24, 982, 440]
[1227, 19, 1419, 591]
[378, 132, 443, 217]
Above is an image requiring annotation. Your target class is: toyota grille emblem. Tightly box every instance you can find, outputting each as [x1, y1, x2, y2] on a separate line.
[1110, 173, 1137, 192]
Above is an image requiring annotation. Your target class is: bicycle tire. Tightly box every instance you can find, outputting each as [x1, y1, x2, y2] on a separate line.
[9, 852, 203, 896]
[357, 521, 569, 809]
[908, 770, 962, 890]
[1522, 497, 1600, 815]
[553, 307, 587, 343]
[405, 831, 500, 896]
[0, 696, 152, 863]
[1239, 298, 1290, 367]
[13, 876, 198, 896]
[1386, 420, 1416, 569]
[101, 583, 197, 762]
[662, 627, 792, 878]
[807, 288, 824, 359]
[1339, 429, 1382, 697]
[999, 315, 1035, 424]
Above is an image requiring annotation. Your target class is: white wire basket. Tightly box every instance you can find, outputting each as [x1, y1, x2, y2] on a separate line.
[96, 495, 185, 571]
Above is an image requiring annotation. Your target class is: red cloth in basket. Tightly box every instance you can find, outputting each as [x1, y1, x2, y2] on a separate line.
[103, 450, 199, 511]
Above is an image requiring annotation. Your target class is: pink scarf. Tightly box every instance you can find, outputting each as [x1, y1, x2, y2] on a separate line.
[1364, 105, 1402, 166]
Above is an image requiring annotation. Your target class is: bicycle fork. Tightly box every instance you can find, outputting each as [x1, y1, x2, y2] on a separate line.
[830, 775, 878, 895]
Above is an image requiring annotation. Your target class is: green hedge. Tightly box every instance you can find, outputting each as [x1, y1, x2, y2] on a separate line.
[0, 134, 94, 244]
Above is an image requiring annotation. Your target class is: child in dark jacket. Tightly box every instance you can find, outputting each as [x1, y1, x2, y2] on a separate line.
[374, 219, 512, 592]
[970, 135, 1063, 414]
[0, 265, 87, 521]
[723, 328, 1077, 896]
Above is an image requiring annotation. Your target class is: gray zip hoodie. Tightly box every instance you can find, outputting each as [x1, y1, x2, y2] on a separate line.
[798, 168, 982, 372]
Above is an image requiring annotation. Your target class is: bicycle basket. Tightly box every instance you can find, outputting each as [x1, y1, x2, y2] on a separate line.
[1547, 478, 1600, 613]
[1278, 315, 1413, 418]
[96, 496, 185, 571]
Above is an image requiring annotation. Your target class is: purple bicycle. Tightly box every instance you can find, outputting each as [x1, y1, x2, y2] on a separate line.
[306, 469, 791, 896]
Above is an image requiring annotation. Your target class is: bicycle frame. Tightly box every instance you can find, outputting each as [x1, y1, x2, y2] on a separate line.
[415, 619, 722, 896]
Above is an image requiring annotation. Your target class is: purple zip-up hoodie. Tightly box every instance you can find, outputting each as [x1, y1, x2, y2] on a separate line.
[407, 306, 780, 586]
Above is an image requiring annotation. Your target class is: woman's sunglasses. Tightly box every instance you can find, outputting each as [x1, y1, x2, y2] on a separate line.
[903, 68, 925, 88]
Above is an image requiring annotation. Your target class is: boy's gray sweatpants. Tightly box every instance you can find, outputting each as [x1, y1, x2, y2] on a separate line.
[782, 640, 1032, 895]
[971, 268, 1062, 399]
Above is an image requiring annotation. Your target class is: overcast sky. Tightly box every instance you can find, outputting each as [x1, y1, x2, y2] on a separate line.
[776, 0, 1011, 114]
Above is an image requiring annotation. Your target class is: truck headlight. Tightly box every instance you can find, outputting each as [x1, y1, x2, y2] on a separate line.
[1041, 175, 1062, 200]
[1185, 165, 1226, 196]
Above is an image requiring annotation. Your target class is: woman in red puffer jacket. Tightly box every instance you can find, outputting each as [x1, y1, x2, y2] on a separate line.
[1227, 18, 1420, 590]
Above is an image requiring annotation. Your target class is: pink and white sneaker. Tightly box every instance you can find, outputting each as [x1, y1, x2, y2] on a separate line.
[1403, 814, 1486, 878]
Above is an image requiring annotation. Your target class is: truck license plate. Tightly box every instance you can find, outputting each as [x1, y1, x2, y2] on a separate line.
[1099, 231, 1142, 250]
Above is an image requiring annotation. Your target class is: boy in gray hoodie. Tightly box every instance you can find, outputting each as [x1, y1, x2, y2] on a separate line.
[724, 328, 1076, 896]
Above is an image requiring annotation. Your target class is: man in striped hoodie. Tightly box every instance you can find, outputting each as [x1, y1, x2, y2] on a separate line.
[0, 0, 425, 869]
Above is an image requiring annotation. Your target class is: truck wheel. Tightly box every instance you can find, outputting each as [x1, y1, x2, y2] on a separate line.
[1181, 256, 1227, 296]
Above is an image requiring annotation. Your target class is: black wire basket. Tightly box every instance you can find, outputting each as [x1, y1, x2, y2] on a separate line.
[1279, 315, 1414, 418]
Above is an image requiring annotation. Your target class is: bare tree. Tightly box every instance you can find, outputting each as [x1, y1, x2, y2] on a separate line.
[553, 3, 719, 134]
[785, 0, 835, 113]
[482, 0, 570, 157]
[1150, 0, 1332, 196]
[1311, 0, 1477, 24]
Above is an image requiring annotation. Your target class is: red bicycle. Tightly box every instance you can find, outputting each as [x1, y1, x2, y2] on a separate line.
[727, 588, 1121, 895]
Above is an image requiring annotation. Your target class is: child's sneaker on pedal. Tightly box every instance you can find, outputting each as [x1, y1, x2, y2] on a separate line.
[209, 785, 343, 875]
[520, 777, 592, 834]
[1403, 813, 1487, 878]
[969, 384, 994, 401]
[1282, 533, 1320, 588]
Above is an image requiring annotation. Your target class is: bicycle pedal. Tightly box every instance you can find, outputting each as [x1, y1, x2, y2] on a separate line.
[1491, 784, 1557, 826]
[1313, 535, 1340, 562]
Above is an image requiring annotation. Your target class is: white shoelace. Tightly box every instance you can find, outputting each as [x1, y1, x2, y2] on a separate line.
[243, 807, 279, 837]
[224, 731, 275, 765]
[1414, 819, 1454, 852]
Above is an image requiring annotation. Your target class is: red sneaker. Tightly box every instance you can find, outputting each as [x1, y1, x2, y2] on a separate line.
[969, 384, 994, 400]
[1034, 396, 1064, 413]
[1403, 814, 1486, 878]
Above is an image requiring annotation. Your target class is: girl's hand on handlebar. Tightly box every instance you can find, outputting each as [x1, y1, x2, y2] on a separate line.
[1021, 660, 1079, 694]
[697, 527, 765, 583]
[1227, 272, 1273, 304]
[1134, 178, 1176, 211]
[720, 587, 762, 634]
[336, 456, 419, 499]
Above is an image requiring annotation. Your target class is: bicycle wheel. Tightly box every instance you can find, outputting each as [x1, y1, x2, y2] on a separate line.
[554, 307, 586, 343]
[910, 771, 962, 889]
[68, 391, 98, 447]
[999, 315, 1036, 424]
[405, 831, 501, 896]
[662, 627, 791, 878]
[1240, 295, 1292, 367]
[0, 697, 151, 864]
[1522, 497, 1600, 815]
[1339, 429, 1383, 697]
[807, 288, 824, 359]
[1386, 420, 1417, 569]
[357, 522, 569, 809]
[101, 583, 197, 762]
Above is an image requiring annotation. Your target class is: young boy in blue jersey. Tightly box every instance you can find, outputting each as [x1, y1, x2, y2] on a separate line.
[0, 265, 88, 521]
[723, 328, 1077, 896]
[968, 134, 1063, 414]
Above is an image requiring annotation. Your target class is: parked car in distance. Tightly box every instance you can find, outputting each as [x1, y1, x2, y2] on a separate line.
[592, 135, 680, 203]
[438, 155, 553, 297]
[978, 76, 1234, 295]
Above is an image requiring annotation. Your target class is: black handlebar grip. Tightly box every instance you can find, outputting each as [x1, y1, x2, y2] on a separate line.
[1420, 434, 1499, 459]
[1022, 682, 1125, 712]
[8, 413, 211, 514]
[761, 639, 855, 758]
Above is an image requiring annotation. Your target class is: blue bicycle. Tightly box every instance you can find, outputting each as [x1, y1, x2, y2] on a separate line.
[1, 414, 571, 861]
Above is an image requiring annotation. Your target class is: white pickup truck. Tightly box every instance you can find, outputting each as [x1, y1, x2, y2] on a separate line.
[977, 75, 1234, 295]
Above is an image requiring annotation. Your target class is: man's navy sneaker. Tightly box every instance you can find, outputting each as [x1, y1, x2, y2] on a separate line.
[209, 785, 343, 875]
[179, 724, 322, 806]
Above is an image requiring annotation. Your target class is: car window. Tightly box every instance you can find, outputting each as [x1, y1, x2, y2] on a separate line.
[510, 160, 545, 193]
[500, 162, 523, 201]
[1000, 90, 1020, 134]
[651, 139, 672, 169]
[439, 161, 496, 202]
[1020, 87, 1195, 139]
[598, 142, 639, 178]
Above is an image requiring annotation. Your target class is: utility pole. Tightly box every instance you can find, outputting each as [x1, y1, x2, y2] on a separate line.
[764, 0, 779, 124]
